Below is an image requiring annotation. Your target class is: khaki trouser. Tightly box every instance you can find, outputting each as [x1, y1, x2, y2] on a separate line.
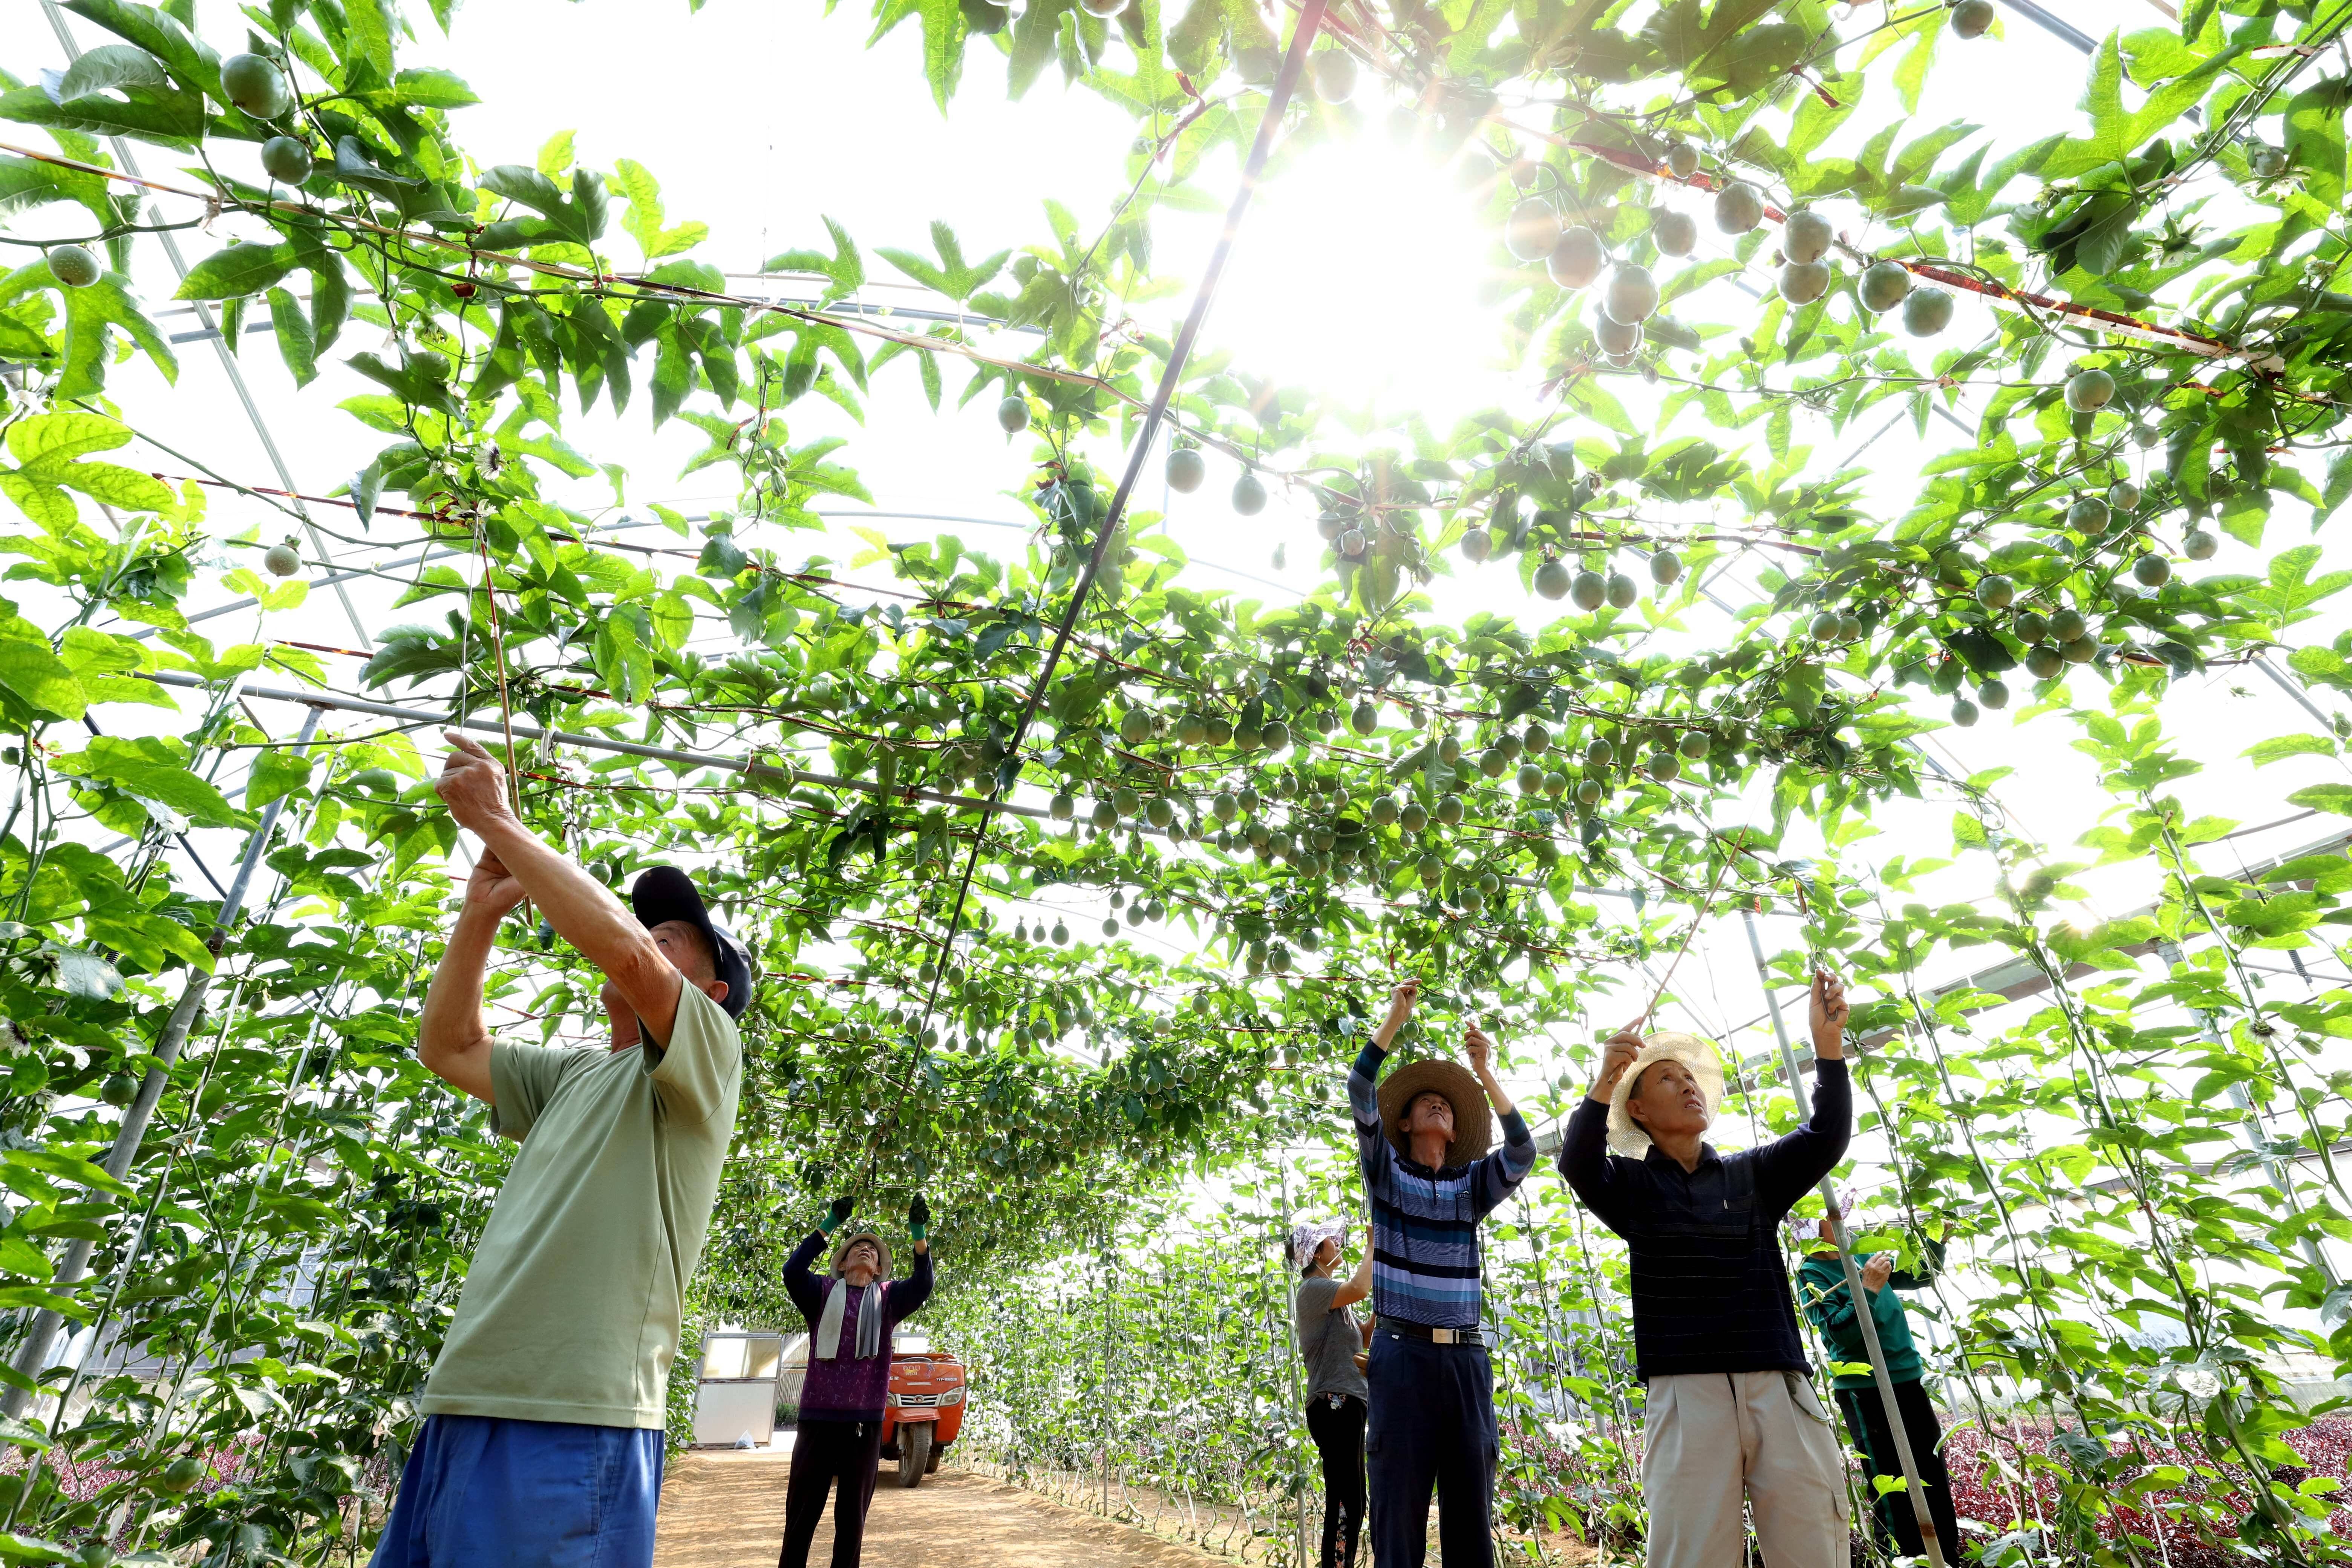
[1641, 1369, 1850, 1568]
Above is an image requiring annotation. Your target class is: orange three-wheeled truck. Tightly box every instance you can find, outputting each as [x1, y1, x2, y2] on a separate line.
[879, 1346, 966, 1487]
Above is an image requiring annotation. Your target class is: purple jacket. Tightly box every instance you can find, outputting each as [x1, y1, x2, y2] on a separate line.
[784, 1228, 934, 1421]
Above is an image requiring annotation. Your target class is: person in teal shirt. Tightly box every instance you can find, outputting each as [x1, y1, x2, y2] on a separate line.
[1793, 1210, 1960, 1562]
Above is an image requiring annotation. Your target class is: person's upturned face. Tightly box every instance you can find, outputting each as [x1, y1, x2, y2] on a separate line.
[1626, 1058, 1710, 1140]
[842, 1240, 880, 1287]
[1404, 1089, 1455, 1145]
[1312, 1236, 1341, 1273]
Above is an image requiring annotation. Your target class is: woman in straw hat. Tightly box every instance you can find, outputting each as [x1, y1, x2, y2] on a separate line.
[1347, 979, 1535, 1568]
[777, 1194, 934, 1568]
[1289, 1219, 1373, 1568]
[1557, 970, 1855, 1568]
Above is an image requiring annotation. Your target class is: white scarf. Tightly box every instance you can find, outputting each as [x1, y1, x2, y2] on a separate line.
[815, 1277, 885, 1361]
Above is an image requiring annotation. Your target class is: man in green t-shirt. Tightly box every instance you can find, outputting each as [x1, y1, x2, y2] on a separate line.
[369, 732, 752, 1568]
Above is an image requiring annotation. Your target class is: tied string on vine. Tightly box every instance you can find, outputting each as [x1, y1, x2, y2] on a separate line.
[850, 0, 1334, 1192]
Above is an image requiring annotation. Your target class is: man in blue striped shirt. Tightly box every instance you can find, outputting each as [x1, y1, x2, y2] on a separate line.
[1349, 979, 1536, 1568]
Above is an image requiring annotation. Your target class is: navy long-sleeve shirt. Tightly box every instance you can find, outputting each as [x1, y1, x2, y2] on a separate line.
[1350, 1042, 1536, 1329]
[1558, 1058, 1850, 1380]
[783, 1228, 933, 1420]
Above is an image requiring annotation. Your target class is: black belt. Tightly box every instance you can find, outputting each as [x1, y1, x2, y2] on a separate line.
[1379, 1318, 1484, 1346]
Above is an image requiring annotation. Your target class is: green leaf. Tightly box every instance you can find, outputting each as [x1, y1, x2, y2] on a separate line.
[67, 735, 247, 826]
[174, 242, 295, 302]
[53, 461, 173, 513]
[246, 747, 313, 808]
[6, 411, 130, 473]
[0, 631, 84, 720]
[56, 44, 167, 102]
[342, 0, 398, 78]
[266, 285, 316, 388]
[2286, 783, 2352, 817]
[390, 67, 479, 109]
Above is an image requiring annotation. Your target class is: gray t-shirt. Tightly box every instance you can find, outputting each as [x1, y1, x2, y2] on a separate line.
[1294, 1276, 1370, 1403]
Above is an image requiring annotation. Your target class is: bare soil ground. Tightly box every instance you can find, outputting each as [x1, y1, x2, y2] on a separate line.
[656, 1450, 1232, 1568]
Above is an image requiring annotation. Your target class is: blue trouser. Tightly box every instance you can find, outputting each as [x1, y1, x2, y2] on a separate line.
[1364, 1330, 1497, 1568]
[368, 1413, 664, 1568]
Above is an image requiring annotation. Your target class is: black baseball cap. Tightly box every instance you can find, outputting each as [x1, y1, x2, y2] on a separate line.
[631, 866, 753, 1019]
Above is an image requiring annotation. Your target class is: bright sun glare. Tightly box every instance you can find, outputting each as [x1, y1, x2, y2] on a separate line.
[1206, 130, 1505, 421]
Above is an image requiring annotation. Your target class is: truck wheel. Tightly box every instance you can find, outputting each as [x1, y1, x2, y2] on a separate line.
[898, 1423, 931, 1488]
[926, 1441, 942, 1475]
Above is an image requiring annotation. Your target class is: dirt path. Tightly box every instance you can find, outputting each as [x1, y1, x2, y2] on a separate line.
[657, 1450, 1231, 1568]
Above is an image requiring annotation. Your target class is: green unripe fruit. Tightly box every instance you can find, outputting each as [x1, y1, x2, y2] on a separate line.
[1646, 751, 1680, 783]
[1090, 800, 1118, 830]
[1809, 610, 1840, 640]
[2048, 607, 2087, 643]
[1902, 286, 1954, 336]
[1650, 549, 1682, 586]
[1714, 181, 1764, 234]
[1498, 733, 1523, 763]
[1309, 51, 1357, 104]
[1782, 209, 1833, 265]
[160, 1456, 205, 1493]
[221, 53, 289, 118]
[1437, 736, 1462, 766]
[1547, 227, 1606, 290]
[1516, 763, 1544, 794]
[1177, 713, 1208, 746]
[1103, 917, 1121, 938]
[1569, 570, 1606, 610]
[1587, 738, 1614, 766]
[1435, 795, 1463, 827]
[1417, 854, 1444, 884]
[1975, 574, 2014, 609]
[2062, 635, 2100, 664]
[1051, 921, 1070, 945]
[1952, 0, 1995, 36]
[1544, 770, 1568, 796]
[1652, 209, 1697, 258]
[1260, 720, 1291, 753]
[1778, 260, 1831, 305]
[2067, 496, 2112, 535]
[1605, 572, 1638, 609]
[1480, 746, 1510, 778]
[1370, 796, 1398, 826]
[1836, 612, 1863, 642]
[1352, 699, 1379, 735]
[260, 135, 314, 184]
[2024, 644, 2064, 679]
[1119, 709, 1153, 745]
[1594, 314, 1642, 359]
[1461, 526, 1492, 563]
[101, 1072, 135, 1108]
[2108, 480, 2141, 512]
[1504, 199, 1563, 263]
[2248, 143, 2289, 179]
[1950, 697, 1980, 728]
[1677, 731, 1710, 761]
[1400, 802, 1428, 833]
[1859, 260, 1912, 313]
[1523, 723, 1550, 756]
[1050, 792, 1075, 821]
[1232, 472, 1267, 515]
[47, 245, 100, 288]
[1603, 263, 1659, 325]
[1576, 778, 1603, 805]
[1667, 142, 1701, 179]
[263, 541, 303, 577]
[2132, 554, 2171, 588]
[1978, 678, 2010, 709]
[1458, 887, 1484, 914]
[1213, 791, 1239, 822]
[1535, 560, 1574, 601]
[1165, 447, 1205, 493]
[2013, 609, 2049, 642]
[997, 396, 1031, 433]
[2063, 369, 2116, 413]
[1146, 797, 1175, 828]
[2184, 528, 2218, 560]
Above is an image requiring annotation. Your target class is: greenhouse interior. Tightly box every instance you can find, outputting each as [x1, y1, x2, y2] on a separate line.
[0, 0, 2343, 1564]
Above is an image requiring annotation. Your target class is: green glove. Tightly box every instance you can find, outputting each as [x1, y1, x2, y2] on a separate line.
[908, 1194, 929, 1243]
[820, 1195, 854, 1234]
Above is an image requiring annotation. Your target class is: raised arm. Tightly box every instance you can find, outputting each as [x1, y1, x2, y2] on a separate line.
[415, 846, 527, 1102]
[434, 732, 690, 1045]
[1755, 970, 1854, 1212]
[784, 1197, 854, 1326]
[889, 1195, 934, 1320]
[1556, 1029, 1641, 1222]
[1465, 1023, 1536, 1213]
[1329, 1225, 1374, 1310]
[1350, 981, 1419, 1187]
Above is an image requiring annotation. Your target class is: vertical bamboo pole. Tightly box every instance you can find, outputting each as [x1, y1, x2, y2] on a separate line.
[1744, 909, 1948, 1568]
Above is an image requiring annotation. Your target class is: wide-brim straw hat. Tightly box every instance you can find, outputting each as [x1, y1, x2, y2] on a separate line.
[1377, 1058, 1492, 1170]
[1606, 1031, 1725, 1158]
[830, 1231, 893, 1280]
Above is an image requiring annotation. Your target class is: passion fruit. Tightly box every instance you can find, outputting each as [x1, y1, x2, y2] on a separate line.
[1310, 51, 1357, 103]
[47, 245, 100, 288]
[1978, 678, 2010, 710]
[1605, 571, 1639, 609]
[1952, 0, 1995, 36]
[1778, 260, 1831, 305]
[997, 396, 1030, 434]
[1974, 573, 2014, 610]
[260, 135, 314, 185]
[2064, 368, 2116, 413]
[1165, 447, 1205, 493]
[2066, 496, 2112, 536]
[2132, 554, 2171, 588]
[1652, 209, 1697, 258]
[221, 52, 289, 119]
[1352, 699, 1380, 735]
[1902, 286, 1954, 336]
[1594, 314, 1642, 358]
[1949, 697, 1980, 728]
[1714, 181, 1764, 234]
[2183, 528, 2219, 560]
[263, 540, 303, 577]
[2013, 608, 2049, 642]
[1461, 526, 1493, 564]
[1547, 227, 1606, 290]
[1534, 560, 1572, 600]
[2048, 607, 2088, 643]
[1602, 263, 1659, 325]
[1858, 260, 1913, 313]
[1650, 548, 1683, 585]
[1783, 209, 1834, 265]
[1504, 199, 1563, 262]
[2024, 643, 2064, 679]
[1666, 142, 1701, 179]
[1569, 569, 1606, 610]
[100, 1072, 135, 1108]
[1232, 472, 1267, 516]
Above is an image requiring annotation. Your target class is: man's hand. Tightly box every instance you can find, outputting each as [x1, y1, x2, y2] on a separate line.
[436, 732, 517, 835]
[908, 1193, 930, 1253]
[1861, 1251, 1895, 1293]
[463, 846, 527, 922]
[1588, 1029, 1642, 1104]
[1809, 968, 1850, 1059]
[1464, 1023, 1496, 1083]
[1374, 978, 1419, 1049]
[821, 1195, 854, 1234]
